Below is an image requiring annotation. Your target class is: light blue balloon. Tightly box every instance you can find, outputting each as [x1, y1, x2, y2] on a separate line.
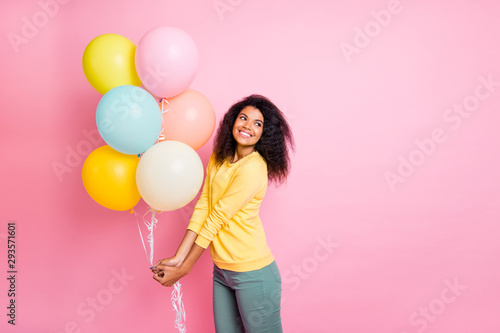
[96, 85, 162, 155]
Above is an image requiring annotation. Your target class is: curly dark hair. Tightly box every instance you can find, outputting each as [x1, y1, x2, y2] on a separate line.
[213, 94, 295, 184]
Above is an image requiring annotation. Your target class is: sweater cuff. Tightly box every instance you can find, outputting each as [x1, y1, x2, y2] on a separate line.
[195, 235, 211, 249]
[187, 221, 203, 234]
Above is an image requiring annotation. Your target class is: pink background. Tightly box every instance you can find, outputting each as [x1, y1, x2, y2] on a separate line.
[1, 0, 500, 332]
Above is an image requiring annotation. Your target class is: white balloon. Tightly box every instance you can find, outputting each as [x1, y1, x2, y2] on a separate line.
[136, 141, 204, 211]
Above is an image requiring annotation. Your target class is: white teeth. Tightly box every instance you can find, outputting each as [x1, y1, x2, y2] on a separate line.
[240, 131, 251, 138]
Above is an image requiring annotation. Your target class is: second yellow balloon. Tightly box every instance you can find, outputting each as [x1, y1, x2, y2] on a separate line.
[82, 145, 141, 211]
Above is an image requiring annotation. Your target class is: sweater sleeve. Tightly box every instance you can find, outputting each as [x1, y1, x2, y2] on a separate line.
[186, 154, 213, 234]
[195, 158, 267, 249]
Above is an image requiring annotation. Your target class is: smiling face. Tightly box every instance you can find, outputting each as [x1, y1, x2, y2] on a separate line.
[232, 106, 264, 151]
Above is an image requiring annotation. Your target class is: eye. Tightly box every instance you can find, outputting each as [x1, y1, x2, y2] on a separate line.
[239, 115, 246, 120]
[255, 122, 262, 127]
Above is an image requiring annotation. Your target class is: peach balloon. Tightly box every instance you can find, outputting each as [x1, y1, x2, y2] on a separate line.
[159, 89, 215, 150]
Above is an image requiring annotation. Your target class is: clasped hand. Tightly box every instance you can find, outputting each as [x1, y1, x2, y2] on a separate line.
[151, 256, 186, 287]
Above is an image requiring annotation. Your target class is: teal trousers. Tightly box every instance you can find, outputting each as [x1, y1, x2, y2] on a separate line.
[213, 261, 283, 333]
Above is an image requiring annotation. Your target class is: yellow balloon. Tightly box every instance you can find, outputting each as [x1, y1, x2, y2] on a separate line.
[82, 34, 141, 94]
[82, 145, 141, 211]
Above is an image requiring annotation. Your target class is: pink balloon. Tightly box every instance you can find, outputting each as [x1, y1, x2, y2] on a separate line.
[135, 26, 199, 98]
[159, 89, 216, 150]
[140, 84, 161, 102]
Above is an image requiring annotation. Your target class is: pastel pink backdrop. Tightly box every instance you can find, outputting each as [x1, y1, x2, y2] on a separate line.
[1, 0, 500, 332]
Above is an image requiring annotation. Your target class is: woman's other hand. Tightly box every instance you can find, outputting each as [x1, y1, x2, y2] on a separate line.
[152, 264, 187, 287]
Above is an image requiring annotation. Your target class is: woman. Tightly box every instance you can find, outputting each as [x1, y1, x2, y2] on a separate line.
[152, 94, 294, 332]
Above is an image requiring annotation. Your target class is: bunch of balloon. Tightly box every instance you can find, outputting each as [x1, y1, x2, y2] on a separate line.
[81, 32, 162, 211]
[80, 26, 216, 333]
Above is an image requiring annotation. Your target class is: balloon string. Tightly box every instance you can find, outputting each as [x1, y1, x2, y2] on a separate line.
[172, 281, 187, 333]
[160, 98, 170, 113]
[134, 207, 158, 266]
[134, 208, 188, 333]
[158, 98, 170, 142]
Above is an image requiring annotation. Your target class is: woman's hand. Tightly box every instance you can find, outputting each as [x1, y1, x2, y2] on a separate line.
[154, 256, 183, 268]
[151, 239, 205, 288]
[152, 265, 187, 287]
[151, 256, 185, 287]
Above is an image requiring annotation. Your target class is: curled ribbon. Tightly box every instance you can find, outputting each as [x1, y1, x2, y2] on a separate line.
[172, 281, 187, 333]
[157, 98, 171, 142]
[135, 208, 187, 332]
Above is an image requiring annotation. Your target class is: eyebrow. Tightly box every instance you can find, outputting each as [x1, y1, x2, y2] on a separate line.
[240, 112, 264, 124]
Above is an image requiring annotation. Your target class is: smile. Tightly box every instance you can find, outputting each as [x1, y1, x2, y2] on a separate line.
[239, 130, 252, 138]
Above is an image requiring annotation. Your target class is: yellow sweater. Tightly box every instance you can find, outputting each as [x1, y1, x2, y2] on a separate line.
[187, 151, 274, 272]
